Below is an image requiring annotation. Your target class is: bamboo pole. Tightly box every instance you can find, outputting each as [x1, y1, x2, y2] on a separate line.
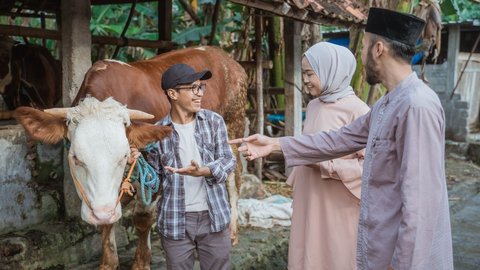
[255, 13, 264, 180]
[208, 0, 222, 45]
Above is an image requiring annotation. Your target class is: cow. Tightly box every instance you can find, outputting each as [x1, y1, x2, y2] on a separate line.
[0, 36, 61, 117]
[15, 46, 247, 270]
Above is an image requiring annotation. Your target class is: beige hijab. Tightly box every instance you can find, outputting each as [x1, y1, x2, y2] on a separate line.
[304, 42, 356, 103]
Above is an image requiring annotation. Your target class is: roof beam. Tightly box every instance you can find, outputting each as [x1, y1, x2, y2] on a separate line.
[0, 24, 175, 50]
[228, 0, 361, 27]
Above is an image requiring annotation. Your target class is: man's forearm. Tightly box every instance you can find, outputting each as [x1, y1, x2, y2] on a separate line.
[200, 166, 212, 177]
[272, 137, 282, 153]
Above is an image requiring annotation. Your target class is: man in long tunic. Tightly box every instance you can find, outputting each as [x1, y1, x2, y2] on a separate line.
[230, 8, 453, 270]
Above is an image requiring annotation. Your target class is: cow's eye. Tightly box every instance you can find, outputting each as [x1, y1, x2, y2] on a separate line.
[119, 153, 128, 164]
[72, 155, 85, 166]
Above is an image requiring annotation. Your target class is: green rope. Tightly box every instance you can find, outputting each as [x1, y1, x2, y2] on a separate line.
[66, 139, 160, 205]
[131, 143, 160, 205]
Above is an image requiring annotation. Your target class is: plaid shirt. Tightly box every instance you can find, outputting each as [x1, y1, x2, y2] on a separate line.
[146, 109, 236, 240]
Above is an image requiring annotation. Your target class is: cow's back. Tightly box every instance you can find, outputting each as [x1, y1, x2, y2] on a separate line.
[76, 46, 247, 129]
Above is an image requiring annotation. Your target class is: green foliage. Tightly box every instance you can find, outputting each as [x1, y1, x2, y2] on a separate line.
[172, 0, 247, 48]
[456, 0, 480, 20]
[0, 1, 251, 61]
[90, 3, 159, 61]
[173, 25, 212, 43]
[442, 0, 480, 21]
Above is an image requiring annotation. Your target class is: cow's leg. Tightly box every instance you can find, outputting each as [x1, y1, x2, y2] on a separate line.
[131, 191, 159, 270]
[226, 144, 243, 246]
[227, 171, 239, 246]
[225, 115, 246, 246]
[99, 224, 119, 270]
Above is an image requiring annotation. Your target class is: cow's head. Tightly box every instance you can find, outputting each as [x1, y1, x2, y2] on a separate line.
[15, 96, 172, 225]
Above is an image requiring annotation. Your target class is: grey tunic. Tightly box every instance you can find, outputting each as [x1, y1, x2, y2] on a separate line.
[280, 73, 453, 270]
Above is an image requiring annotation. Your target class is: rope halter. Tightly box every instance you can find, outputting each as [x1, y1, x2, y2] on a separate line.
[67, 155, 137, 213]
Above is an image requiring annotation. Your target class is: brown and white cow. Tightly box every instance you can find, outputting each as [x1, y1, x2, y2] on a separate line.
[16, 46, 247, 270]
[0, 36, 61, 113]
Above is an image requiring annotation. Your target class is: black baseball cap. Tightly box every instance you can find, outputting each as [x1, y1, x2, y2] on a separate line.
[161, 63, 212, 90]
[365, 8, 425, 47]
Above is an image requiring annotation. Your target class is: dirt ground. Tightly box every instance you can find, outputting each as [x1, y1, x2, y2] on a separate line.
[445, 157, 480, 269]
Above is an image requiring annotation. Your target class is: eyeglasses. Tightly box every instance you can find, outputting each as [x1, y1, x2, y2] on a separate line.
[175, 83, 206, 96]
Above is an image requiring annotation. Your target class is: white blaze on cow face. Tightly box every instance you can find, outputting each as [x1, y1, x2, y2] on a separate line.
[66, 97, 131, 225]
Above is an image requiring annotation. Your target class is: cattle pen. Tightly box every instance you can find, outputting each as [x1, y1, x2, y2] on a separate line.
[0, 0, 314, 268]
[1, 1, 480, 269]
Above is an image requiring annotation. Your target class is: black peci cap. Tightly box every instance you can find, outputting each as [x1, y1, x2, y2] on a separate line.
[365, 8, 426, 47]
[161, 63, 212, 90]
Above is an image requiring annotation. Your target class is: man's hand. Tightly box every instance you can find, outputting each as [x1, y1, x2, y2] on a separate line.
[228, 134, 281, 161]
[128, 147, 141, 164]
[165, 160, 212, 177]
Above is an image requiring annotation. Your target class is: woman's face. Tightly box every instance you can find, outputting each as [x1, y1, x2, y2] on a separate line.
[301, 57, 322, 97]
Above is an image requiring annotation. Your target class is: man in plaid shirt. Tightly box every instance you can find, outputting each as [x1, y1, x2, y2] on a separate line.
[145, 63, 236, 270]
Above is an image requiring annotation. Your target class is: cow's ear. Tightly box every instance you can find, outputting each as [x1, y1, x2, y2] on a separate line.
[15, 106, 67, 144]
[126, 121, 172, 149]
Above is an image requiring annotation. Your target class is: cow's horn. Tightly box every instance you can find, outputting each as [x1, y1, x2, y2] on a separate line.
[44, 108, 69, 117]
[128, 109, 154, 120]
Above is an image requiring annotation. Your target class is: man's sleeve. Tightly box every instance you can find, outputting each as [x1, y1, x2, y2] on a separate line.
[204, 116, 236, 185]
[392, 106, 446, 268]
[280, 110, 371, 167]
[311, 150, 364, 181]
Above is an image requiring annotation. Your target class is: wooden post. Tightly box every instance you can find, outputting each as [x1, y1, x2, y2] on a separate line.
[61, 0, 92, 218]
[254, 13, 264, 180]
[284, 19, 302, 174]
[284, 19, 302, 136]
[447, 24, 460, 94]
[158, 0, 172, 54]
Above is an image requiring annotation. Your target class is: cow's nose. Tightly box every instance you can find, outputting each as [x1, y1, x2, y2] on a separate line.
[92, 206, 115, 223]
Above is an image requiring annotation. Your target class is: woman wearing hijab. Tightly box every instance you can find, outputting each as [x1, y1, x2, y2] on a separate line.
[287, 42, 370, 270]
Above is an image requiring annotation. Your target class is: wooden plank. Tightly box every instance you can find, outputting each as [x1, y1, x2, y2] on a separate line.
[447, 24, 460, 94]
[158, 0, 172, 40]
[283, 18, 302, 176]
[158, 0, 173, 54]
[0, 25, 175, 49]
[284, 18, 302, 137]
[254, 13, 264, 180]
[265, 169, 287, 181]
[91, 0, 153, 5]
[0, 11, 56, 18]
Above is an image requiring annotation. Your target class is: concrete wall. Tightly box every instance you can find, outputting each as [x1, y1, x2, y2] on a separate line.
[413, 63, 470, 141]
[0, 125, 63, 235]
[455, 53, 480, 133]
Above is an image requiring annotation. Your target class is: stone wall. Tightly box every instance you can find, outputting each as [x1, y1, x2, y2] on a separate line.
[413, 63, 470, 141]
[0, 126, 63, 235]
